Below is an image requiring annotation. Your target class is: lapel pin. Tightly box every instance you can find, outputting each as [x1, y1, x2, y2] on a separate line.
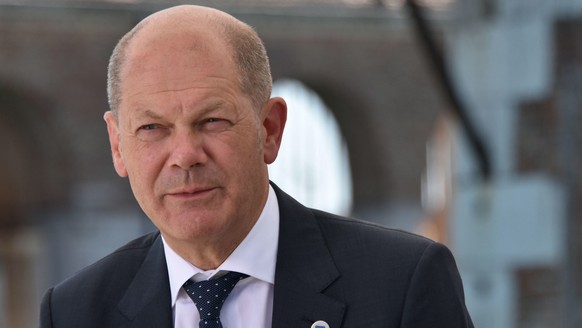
[311, 320, 330, 328]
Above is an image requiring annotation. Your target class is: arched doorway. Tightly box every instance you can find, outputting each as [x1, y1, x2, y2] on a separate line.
[268, 79, 353, 215]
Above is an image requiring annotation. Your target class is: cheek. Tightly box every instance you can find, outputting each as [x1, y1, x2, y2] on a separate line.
[234, 135, 267, 182]
[123, 142, 165, 188]
[215, 131, 262, 162]
[201, 139, 253, 186]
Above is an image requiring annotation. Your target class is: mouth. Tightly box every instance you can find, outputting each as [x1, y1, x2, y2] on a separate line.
[166, 187, 218, 200]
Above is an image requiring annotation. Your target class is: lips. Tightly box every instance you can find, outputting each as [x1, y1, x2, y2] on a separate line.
[166, 187, 217, 199]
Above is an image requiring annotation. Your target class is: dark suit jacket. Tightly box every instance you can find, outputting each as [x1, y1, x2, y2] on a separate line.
[40, 185, 474, 327]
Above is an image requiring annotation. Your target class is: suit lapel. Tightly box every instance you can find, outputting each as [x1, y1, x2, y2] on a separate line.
[272, 184, 346, 328]
[112, 185, 346, 328]
[117, 234, 173, 328]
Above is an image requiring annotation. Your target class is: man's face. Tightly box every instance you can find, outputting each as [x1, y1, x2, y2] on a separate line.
[104, 30, 283, 254]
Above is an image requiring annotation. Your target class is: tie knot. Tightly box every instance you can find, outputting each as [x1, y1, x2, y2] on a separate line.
[183, 271, 249, 327]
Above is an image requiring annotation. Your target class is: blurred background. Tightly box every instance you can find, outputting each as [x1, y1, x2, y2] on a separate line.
[1, 0, 581, 327]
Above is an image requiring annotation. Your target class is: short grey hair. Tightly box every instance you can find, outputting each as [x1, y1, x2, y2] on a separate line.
[106, 20, 146, 117]
[106, 14, 272, 117]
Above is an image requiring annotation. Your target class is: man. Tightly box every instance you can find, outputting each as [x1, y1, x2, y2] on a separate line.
[40, 5, 474, 328]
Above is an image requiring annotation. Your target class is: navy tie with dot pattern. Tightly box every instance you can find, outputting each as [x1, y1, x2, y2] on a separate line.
[183, 271, 249, 328]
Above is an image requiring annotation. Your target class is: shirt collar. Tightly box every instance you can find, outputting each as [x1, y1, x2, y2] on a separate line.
[163, 185, 280, 307]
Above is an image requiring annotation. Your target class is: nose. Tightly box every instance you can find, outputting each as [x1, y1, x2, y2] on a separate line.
[168, 130, 208, 170]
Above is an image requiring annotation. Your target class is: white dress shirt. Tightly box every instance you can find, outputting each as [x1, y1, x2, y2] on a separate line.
[163, 185, 280, 328]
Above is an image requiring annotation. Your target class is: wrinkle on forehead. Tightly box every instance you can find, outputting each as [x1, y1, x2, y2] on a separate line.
[122, 15, 236, 87]
[123, 75, 240, 106]
[117, 5, 252, 118]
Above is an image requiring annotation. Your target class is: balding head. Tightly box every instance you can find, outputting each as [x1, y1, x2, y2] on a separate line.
[107, 5, 272, 117]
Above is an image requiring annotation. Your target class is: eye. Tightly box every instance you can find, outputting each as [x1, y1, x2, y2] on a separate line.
[135, 123, 168, 141]
[140, 124, 160, 131]
[201, 118, 231, 132]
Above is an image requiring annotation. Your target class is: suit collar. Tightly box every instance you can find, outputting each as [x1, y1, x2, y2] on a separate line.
[271, 183, 346, 328]
[117, 233, 173, 328]
[113, 184, 346, 328]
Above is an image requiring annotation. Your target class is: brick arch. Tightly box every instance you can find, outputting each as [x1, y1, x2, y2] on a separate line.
[302, 80, 393, 212]
[270, 78, 354, 214]
[269, 72, 393, 214]
[260, 21, 444, 221]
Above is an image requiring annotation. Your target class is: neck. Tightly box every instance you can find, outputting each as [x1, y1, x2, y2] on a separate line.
[162, 214, 259, 270]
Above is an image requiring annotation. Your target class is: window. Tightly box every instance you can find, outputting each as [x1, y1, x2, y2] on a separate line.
[269, 79, 353, 215]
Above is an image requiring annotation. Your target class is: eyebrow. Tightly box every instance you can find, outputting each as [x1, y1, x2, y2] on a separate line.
[200, 100, 228, 114]
[135, 109, 164, 120]
[131, 100, 230, 122]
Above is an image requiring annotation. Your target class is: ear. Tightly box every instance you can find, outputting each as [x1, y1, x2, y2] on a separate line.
[261, 97, 287, 164]
[104, 111, 128, 177]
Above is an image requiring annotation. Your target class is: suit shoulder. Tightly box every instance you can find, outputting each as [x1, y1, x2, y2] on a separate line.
[42, 232, 165, 327]
[309, 209, 456, 292]
[51, 231, 160, 294]
[112, 230, 160, 253]
[86, 231, 160, 270]
[310, 208, 435, 250]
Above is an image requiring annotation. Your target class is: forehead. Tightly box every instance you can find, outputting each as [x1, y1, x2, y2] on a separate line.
[118, 26, 241, 108]
[125, 24, 235, 78]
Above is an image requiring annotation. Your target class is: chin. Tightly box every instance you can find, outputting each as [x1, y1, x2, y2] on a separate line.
[167, 215, 229, 238]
